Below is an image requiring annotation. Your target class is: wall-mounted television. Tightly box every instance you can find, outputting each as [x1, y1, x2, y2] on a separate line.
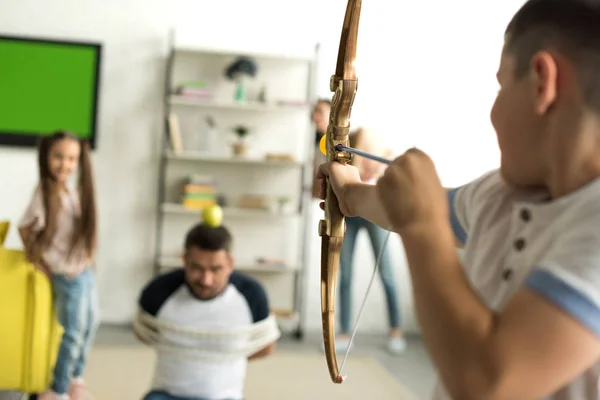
[0, 34, 102, 149]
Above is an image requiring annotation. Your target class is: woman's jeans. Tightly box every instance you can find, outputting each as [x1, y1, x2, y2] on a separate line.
[339, 216, 401, 334]
[51, 268, 99, 394]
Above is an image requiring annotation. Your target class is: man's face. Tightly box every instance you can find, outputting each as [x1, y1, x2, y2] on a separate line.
[184, 246, 234, 300]
[490, 45, 553, 188]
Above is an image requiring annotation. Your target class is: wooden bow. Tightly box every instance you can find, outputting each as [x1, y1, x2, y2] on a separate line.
[318, 0, 362, 385]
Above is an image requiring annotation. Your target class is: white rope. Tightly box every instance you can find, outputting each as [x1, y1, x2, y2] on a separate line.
[338, 229, 392, 377]
[133, 309, 281, 362]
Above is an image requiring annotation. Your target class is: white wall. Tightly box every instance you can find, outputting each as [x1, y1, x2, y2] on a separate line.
[0, 0, 525, 334]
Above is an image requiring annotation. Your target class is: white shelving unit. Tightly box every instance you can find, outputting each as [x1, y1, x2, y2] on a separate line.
[154, 30, 319, 339]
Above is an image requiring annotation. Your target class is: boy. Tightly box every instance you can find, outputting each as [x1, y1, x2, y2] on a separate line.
[316, 0, 600, 398]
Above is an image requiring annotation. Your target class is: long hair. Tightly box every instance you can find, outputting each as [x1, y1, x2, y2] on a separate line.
[27, 131, 97, 264]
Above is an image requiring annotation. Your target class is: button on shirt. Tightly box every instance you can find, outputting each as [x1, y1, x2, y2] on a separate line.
[435, 169, 600, 400]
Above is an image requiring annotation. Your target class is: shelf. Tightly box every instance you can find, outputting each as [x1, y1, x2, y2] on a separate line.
[165, 150, 302, 167]
[158, 257, 299, 273]
[161, 202, 298, 217]
[156, 31, 318, 339]
[168, 95, 309, 112]
[172, 43, 316, 62]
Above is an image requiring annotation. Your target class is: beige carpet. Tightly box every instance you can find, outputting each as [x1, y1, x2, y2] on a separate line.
[84, 345, 417, 400]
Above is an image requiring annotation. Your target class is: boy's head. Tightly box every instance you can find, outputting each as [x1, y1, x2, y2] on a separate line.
[183, 223, 234, 300]
[491, 0, 600, 189]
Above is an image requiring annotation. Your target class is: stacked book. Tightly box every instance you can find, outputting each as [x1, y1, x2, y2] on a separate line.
[174, 81, 213, 99]
[181, 175, 217, 210]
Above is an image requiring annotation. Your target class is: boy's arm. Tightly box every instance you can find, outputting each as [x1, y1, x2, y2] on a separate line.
[345, 183, 465, 247]
[400, 217, 600, 399]
[345, 182, 392, 228]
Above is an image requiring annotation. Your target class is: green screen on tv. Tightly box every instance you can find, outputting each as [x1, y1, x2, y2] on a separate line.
[0, 34, 101, 149]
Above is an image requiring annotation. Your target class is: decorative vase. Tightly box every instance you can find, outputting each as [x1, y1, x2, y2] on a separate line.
[203, 128, 217, 153]
[234, 76, 246, 103]
[232, 142, 247, 157]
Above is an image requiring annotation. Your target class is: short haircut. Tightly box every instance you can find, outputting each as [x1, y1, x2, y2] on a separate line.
[504, 0, 600, 112]
[184, 223, 233, 253]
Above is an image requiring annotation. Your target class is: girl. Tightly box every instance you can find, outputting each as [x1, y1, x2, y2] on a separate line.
[19, 131, 99, 400]
[311, 100, 406, 355]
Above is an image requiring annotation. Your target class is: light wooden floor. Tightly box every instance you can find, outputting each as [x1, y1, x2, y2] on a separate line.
[0, 324, 437, 399]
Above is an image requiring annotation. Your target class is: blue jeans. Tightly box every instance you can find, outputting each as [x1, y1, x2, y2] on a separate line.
[143, 391, 240, 400]
[339, 216, 401, 334]
[51, 268, 99, 394]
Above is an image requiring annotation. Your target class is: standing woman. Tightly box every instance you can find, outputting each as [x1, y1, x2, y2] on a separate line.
[311, 100, 406, 354]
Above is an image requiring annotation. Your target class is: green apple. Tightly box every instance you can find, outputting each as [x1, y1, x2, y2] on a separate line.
[202, 205, 223, 227]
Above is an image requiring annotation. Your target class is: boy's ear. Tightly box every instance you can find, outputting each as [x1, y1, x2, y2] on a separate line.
[531, 50, 559, 115]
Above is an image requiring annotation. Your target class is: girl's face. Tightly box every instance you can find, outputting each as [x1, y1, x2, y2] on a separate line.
[48, 138, 80, 183]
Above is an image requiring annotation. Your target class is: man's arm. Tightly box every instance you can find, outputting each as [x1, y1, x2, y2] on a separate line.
[134, 269, 186, 345]
[248, 342, 276, 361]
[399, 222, 600, 400]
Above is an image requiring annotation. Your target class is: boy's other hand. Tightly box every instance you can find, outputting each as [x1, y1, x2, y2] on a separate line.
[316, 161, 361, 216]
[377, 148, 448, 234]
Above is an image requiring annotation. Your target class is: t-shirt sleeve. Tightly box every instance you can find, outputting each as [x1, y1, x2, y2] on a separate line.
[447, 169, 503, 245]
[231, 271, 270, 323]
[138, 268, 185, 316]
[524, 221, 600, 337]
[19, 185, 45, 232]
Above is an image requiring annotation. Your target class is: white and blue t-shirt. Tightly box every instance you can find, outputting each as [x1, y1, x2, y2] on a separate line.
[433, 169, 600, 400]
[138, 268, 278, 400]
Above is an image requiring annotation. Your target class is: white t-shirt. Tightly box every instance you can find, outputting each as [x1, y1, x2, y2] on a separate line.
[433, 169, 600, 399]
[138, 269, 279, 400]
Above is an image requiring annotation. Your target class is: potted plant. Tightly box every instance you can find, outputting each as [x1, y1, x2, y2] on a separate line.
[225, 57, 257, 103]
[232, 125, 250, 156]
[277, 196, 291, 214]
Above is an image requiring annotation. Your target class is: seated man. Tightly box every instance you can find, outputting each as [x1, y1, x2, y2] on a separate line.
[134, 223, 280, 400]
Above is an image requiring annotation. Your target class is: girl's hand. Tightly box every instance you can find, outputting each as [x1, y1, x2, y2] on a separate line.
[36, 262, 52, 278]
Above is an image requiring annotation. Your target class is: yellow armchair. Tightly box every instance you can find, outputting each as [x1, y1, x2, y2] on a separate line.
[0, 220, 9, 245]
[0, 220, 63, 393]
